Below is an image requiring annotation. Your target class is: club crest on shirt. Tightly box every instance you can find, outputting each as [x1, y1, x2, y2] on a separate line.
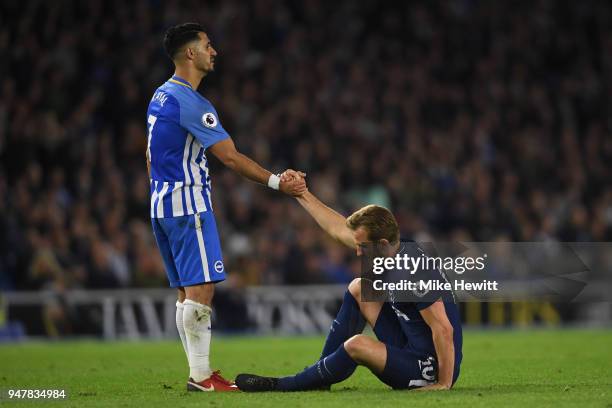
[202, 112, 218, 128]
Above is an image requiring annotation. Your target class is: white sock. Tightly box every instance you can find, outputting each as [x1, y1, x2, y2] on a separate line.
[175, 301, 189, 360]
[182, 299, 212, 382]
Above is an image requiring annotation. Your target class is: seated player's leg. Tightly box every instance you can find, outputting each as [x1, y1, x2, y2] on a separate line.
[345, 312, 438, 390]
[344, 303, 439, 389]
[348, 278, 384, 328]
[237, 337, 360, 392]
[159, 212, 237, 392]
[319, 277, 382, 359]
[377, 346, 437, 389]
[237, 304, 384, 393]
[236, 332, 436, 392]
[343, 334, 387, 373]
[237, 334, 388, 392]
[369, 302, 438, 389]
[236, 278, 387, 392]
[319, 279, 368, 359]
[372, 303, 407, 348]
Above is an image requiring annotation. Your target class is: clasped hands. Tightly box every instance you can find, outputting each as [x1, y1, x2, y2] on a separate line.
[278, 169, 308, 197]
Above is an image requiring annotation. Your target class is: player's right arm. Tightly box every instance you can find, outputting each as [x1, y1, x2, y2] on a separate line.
[295, 191, 356, 249]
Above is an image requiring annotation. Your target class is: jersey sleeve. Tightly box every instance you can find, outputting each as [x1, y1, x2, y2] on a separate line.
[415, 298, 441, 311]
[414, 268, 449, 310]
[179, 99, 230, 149]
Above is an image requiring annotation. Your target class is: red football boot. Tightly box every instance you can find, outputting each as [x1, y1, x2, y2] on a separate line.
[187, 370, 239, 392]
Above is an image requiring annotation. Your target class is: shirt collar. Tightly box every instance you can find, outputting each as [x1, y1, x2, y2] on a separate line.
[169, 75, 192, 89]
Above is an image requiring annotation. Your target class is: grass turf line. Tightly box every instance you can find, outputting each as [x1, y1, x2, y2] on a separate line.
[0, 329, 610, 407]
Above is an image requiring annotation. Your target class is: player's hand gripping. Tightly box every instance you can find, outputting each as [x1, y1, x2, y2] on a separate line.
[279, 169, 307, 197]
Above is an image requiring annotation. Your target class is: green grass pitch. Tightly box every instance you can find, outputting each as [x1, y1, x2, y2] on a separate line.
[0, 329, 610, 407]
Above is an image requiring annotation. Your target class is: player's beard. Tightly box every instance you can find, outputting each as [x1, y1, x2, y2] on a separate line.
[196, 64, 213, 77]
[200, 60, 214, 74]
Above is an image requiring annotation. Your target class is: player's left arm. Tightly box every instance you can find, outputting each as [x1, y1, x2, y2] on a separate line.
[417, 300, 455, 391]
[182, 102, 305, 196]
[209, 138, 305, 196]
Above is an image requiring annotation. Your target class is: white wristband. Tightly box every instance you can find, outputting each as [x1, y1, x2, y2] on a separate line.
[267, 174, 281, 190]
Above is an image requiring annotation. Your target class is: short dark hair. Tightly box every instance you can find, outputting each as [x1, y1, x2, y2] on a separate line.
[163, 23, 206, 60]
[346, 205, 399, 243]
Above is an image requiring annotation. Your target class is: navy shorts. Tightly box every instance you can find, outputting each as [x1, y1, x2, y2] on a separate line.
[373, 303, 452, 389]
[151, 212, 226, 287]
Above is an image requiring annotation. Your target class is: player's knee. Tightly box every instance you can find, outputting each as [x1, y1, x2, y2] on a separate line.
[177, 287, 186, 303]
[348, 278, 362, 300]
[344, 334, 368, 361]
[185, 283, 215, 305]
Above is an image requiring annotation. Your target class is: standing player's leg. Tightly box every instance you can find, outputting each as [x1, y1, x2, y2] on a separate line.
[151, 218, 191, 365]
[161, 212, 236, 391]
[175, 287, 188, 359]
[183, 283, 214, 383]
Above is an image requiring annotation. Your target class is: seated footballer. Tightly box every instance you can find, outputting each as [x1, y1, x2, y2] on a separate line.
[236, 174, 463, 391]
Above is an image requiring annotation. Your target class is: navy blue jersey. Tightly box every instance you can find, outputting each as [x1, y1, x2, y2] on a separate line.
[389, 299, 463, 370]
[387, 242, 463, 374]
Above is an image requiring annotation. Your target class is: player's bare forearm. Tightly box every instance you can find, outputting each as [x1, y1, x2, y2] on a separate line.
[210, 138, 271, 184]
[209, 138, 306, 195]
[419, 301, 455, 390]
[430, 324, 454, 388]
[225, 152, 307, 195]
[296, 191, 356, 249]
[229, 151, 272, 185]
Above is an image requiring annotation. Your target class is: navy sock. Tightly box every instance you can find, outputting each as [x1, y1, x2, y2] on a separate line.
[319, 290, 365, 359]
[277, 345, 357, 391]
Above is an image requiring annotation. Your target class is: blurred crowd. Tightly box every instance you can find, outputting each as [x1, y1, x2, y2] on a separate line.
[1, 0, 611, 291]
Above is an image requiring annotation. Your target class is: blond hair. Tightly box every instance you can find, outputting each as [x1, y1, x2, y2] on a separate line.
[346, 205, 399, 243]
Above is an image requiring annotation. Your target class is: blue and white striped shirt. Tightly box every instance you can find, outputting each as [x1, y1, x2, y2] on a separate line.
[146, 75, 229, 218]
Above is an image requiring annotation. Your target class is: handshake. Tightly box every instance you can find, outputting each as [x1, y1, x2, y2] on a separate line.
[277, 169, 308, 197]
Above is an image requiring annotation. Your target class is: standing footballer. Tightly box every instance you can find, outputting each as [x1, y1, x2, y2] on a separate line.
[146, 23, 306, 392]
